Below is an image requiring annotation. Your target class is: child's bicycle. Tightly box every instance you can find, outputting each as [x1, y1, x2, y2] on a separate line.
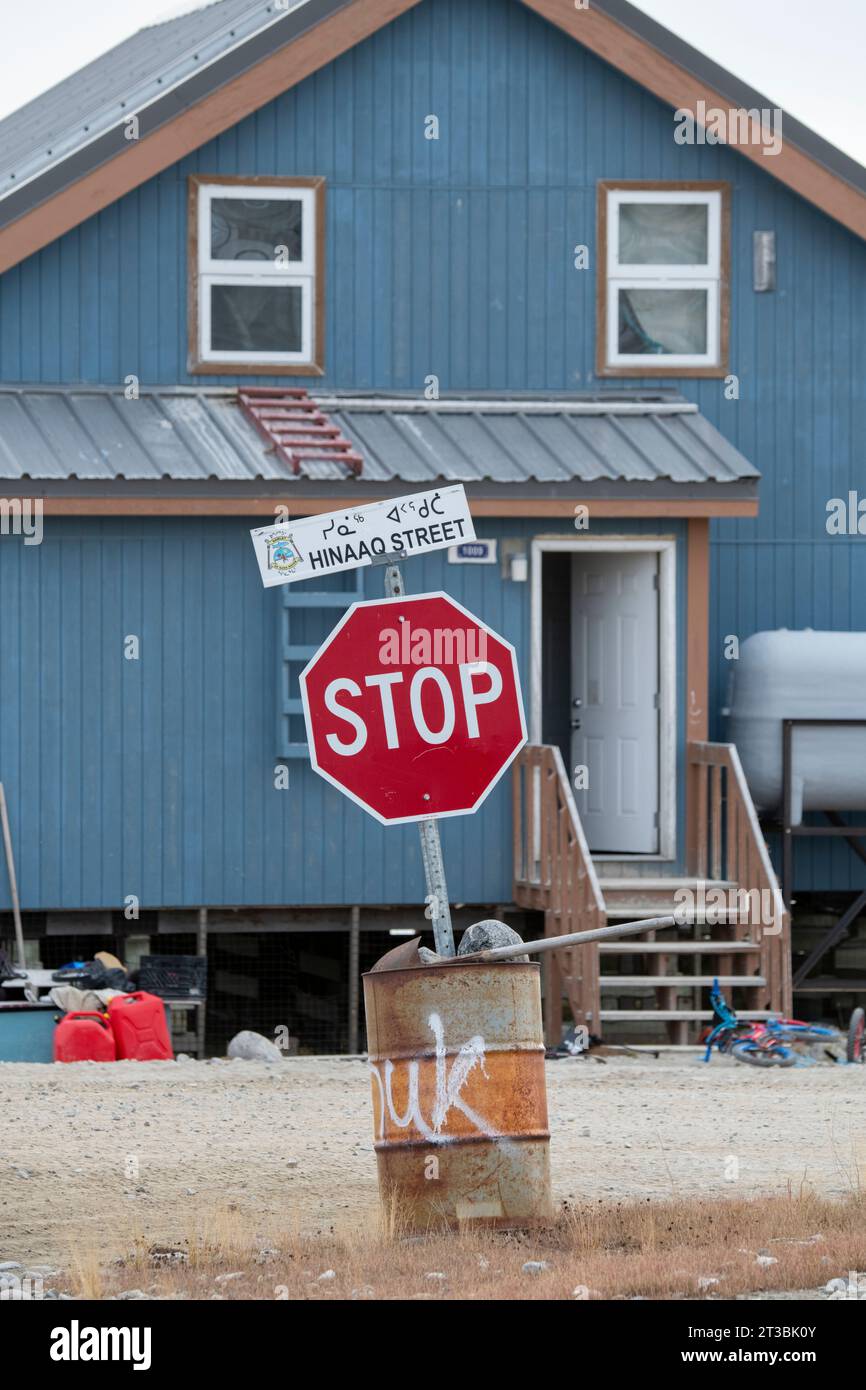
[702, 979, 837, 1067]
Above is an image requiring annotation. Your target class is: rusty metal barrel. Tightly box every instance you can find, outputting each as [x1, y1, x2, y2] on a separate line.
[363, 958, 552, 1228]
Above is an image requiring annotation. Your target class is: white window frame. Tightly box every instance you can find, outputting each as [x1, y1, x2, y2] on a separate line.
[603, 186, 725, 372]
[200, 273, 314, 366]
[193, 180, 320, 369]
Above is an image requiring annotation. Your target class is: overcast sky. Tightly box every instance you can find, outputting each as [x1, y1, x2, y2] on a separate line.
[0, 0, 863, 166]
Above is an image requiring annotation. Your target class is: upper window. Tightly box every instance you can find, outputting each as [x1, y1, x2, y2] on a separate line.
[188, 176, 324, 374]
[597, 183, 729, 376]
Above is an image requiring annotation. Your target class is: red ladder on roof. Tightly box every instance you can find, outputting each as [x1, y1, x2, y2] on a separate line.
[237, 387, 363, 476]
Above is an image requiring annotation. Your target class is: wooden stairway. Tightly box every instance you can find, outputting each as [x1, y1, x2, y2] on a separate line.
[513, 742, 791, 1046]
[596, 877, 771, 1044]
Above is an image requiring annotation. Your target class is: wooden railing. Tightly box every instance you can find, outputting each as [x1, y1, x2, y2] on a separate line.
[513, 744, 606, 1042]
[687, 741, 791, 1015]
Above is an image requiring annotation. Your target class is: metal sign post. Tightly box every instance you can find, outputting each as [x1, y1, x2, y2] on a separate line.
[383, 561, 455, 958]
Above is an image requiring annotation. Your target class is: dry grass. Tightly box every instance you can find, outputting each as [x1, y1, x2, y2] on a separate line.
[64, 1190, 866, 1301]
[65, 1245, 105, 1301]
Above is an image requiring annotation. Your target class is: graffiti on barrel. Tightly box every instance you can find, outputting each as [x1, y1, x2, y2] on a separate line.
[369, 1012, 495, 1143]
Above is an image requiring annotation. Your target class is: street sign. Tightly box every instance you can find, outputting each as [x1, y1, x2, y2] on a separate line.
[250, 485, 475, 587]
[299, 592, 526, 824]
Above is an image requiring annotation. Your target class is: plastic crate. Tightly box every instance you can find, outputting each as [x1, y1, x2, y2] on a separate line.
[138, 955, 207, 1000]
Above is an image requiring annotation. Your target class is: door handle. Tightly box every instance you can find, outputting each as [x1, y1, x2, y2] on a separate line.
[572, 698, 582, 709]
[570, 718, 582, 730]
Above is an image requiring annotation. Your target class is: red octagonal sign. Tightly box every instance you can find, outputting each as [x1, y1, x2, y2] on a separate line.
[300, 592, 527, 824]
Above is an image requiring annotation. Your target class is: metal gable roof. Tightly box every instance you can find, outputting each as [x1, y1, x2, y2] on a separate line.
[0, 386, 759, 491]
[0, 1, 310, 200]
[0, 0, 864, 251]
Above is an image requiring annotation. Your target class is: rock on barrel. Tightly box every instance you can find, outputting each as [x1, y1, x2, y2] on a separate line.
[363, 958, 553, 1228]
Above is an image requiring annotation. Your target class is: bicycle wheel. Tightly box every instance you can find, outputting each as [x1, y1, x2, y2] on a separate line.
[732, 1040, 796, 1068]
[847, 1007, 865, 1064]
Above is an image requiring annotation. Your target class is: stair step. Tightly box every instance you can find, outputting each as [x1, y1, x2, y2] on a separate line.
[599, 1009, 774, 1022]
[598, 940, 760, 954]
[605, 904, 749, 920]
[794, 977, 866, 993]
[599, 975, 766, 988]
[597, 878, 737, 892]
[599, 878, 746, 921]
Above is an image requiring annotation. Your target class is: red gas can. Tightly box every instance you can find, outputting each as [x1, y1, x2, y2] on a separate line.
[53, 1011, 117, 1063]
[108, 991, 174, 1061]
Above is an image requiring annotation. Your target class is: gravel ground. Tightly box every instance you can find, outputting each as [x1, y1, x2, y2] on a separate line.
[2, 1054, 864, 1267]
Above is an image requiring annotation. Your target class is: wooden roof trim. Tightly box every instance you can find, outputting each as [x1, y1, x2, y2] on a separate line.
[33, 497, 759, 518]
[524, 0, 866, 242]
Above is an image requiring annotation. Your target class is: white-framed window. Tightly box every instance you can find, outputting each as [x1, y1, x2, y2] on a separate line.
[598, 183, 728, 375]
[189, 177, 324, 373]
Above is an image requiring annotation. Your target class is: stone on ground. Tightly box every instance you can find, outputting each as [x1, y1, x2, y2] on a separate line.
[226, 1031, 282, 1062]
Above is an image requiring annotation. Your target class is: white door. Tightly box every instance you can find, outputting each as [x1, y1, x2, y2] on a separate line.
[570, 551, 659, 853]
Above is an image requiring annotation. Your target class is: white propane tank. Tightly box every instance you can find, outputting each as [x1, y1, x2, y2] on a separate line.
[726, 630, 866, 823]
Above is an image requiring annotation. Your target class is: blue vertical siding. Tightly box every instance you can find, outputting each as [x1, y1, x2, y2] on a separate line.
[0, 0, 864, 894]
[0, 516, 686, 911]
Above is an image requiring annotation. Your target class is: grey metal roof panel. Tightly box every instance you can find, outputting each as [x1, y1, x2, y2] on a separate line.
[676, 410, 760, 481]
[527, 415, 633, 483]
[0, 387, 288, 482]
[329, 411, 436, 482]
[470, 414, 574, 484]
[606, 414, 706, 484]
[0, 1, 310, 199]
[0, 392, 66, 478]
[432, 414, 526, 482]
[575, 416, 665, 482]
[24, 390, 114, 478]
[156, 393, 258, 479]
[196, 393, 297, 479]
[66, 393, 167, 478]
[0, 388, 759, 487]
[388, 413, 468, 481]
[328, 402, 759, 487]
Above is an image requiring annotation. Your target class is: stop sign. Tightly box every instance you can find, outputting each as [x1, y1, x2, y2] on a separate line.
[300, 592, 526, 824]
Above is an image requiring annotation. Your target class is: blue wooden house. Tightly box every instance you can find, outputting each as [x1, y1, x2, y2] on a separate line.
[1, 0, 864, 1049]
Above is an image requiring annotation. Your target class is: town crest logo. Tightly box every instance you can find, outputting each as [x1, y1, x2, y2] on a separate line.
[266, 531, 303, 574]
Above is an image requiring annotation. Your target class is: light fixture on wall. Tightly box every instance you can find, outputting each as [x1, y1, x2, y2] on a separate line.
[753, 231, 776, 292]
[499, 540, 529, 581]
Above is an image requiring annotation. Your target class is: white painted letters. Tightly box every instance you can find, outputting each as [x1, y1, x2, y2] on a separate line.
[369, 1012, 494, 1143]
[324, 678, 367, 755]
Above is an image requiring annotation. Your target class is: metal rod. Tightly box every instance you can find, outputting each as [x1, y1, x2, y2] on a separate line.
[791, 887, 866, 988]
[453, 915, 680, 964]
[383, 563, 455, 957]
[348, 904, 360, 1052]
[418, 818, 456, 958]
[782, 719, 793, 907]
[196, 906, 207, 1058]
[824, 811, 866, 864]
[0, 782, 25, 969]
[790, 825, 866, 836]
